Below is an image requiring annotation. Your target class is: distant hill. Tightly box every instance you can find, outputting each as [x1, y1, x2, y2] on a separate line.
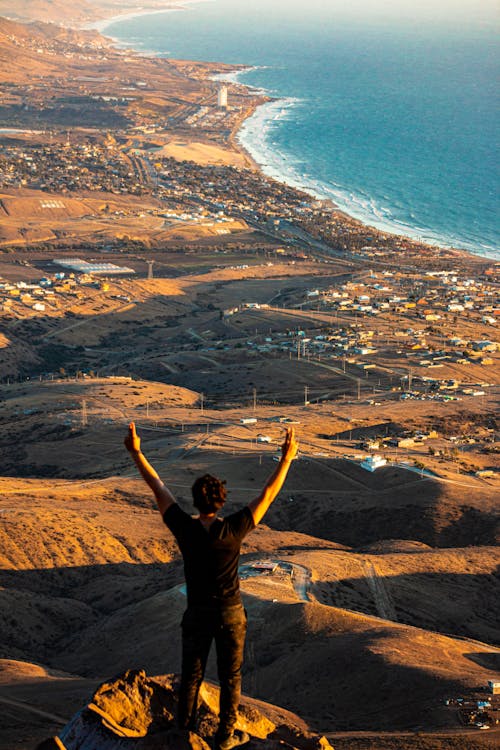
[0, 0, 98, 25]
[0, 15, 108, 83]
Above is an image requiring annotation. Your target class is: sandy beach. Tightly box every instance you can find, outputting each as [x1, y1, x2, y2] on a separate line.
[83, 0, 210, 33]
[84, 4, 181, 33]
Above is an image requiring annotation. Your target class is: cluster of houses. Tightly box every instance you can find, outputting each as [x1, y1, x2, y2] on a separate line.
[0, 142, 144, 194]
[304, 268, 498, 322]
[223, 305, 496, 382]
[0, 265, 127, 316]
[154, 156, 316, 224]
[5, 28, 108, 60]
[184, 104, 233, 128]
[445, 683, 500, 730]
[298, 268, 498, 369]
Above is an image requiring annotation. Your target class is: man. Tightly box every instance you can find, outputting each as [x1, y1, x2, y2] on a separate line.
[125, 422, 298, 750]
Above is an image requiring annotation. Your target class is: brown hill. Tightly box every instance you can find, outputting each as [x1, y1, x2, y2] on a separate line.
[1, 479, 498, 735]
[292, 547, 500, 644]
[0, 376, 498, 747]
[0, 1, 98, 25]
[0, 376, 498, 549]
[0, 16, 105, 82]
[49, 586, 500, 732]
[264, 462, 499, 548]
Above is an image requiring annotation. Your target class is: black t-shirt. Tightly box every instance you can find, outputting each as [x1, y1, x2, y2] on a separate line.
[163, 504, 255, 606]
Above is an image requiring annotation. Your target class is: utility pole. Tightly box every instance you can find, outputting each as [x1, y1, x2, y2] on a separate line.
[297, 339, 301, 360]
[81, 399, 88, 427]
[252, 387, 257, 413]
[146, 260, 155, 280]
[357, 378, 361, 401]
[304, 385, 309, 406]
[200, 393, 204, 415]
[408, 367, 413, 391]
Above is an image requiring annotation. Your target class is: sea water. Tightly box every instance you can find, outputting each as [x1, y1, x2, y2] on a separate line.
[103, 0, 499, 258]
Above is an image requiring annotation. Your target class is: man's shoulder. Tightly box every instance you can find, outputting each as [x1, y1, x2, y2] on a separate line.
[163, 502, 190, 528]
[223, 506, 255, 534]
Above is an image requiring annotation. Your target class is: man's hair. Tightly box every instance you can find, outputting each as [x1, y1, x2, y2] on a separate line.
[192, 474, 227, 514]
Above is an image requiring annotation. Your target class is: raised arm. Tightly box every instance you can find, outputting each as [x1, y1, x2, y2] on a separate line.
[124, 422, 176, 516]
[248, 427, 298, 525]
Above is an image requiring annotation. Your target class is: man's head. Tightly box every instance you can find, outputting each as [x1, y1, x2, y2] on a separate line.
[192, 474, 227, 515]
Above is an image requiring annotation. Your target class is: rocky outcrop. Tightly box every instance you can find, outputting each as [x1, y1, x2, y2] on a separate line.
[38, 669, 333, 749]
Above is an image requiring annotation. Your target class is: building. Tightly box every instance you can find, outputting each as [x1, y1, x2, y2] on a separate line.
[54, 259, 135, 275]
[217, 85, 228, 108]
[488, 681, 500, 694]
[361, 455, 387, 472]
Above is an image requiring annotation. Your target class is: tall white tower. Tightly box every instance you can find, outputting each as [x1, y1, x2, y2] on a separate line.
[217, 85, 228, 109]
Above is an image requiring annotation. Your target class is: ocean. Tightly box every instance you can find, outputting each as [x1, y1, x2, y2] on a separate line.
[103, 0, 499, 259]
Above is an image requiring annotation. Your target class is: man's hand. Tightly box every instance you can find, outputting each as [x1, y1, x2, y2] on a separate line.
[124, 421, 175, 514]
[281, 427, 298, 463]
[248, 427, 298, 526]
[124, 422, 141, 454]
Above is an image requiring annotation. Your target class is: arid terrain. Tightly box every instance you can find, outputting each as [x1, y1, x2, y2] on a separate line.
[0, 4, 498, 750]
[1, 251, 498, 749]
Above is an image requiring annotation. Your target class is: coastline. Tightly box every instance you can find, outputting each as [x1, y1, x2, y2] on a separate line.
[224, 70, 490, 258]
[82, 4, 493, 261]
[82, 0, 211, 33]
[84, 5, 181, 33]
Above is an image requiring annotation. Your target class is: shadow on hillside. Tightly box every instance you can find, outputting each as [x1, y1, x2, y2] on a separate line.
[1, 560, 498, 731]
[1, 560, 499, 667]
[245, 603, 491, 731]
[268, 470, 499, 548]
[0, 285, 192, 385]
[311, 567, 500, 646]
[443, 506, 500, 547]
[0, 560, 183, 607]
[464, 651, 500, 670]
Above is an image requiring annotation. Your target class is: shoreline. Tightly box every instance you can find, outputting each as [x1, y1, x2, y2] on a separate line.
[83, 4, 495, 261]
[221, 70, 494, 259]
[84, 6, 181, 33]
[82, 0, 211, 33]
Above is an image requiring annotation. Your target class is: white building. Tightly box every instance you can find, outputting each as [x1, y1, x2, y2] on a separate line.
[218, 85, 228, 108]
[361, 455, 387, 472]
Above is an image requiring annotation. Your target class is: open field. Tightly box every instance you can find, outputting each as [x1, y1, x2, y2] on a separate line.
[157, 139, 250, 168]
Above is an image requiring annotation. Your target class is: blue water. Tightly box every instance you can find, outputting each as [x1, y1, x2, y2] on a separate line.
[104, 0, 499, 258]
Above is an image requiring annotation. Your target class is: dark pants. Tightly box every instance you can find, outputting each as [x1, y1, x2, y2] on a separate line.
[178, 602, 247, 739]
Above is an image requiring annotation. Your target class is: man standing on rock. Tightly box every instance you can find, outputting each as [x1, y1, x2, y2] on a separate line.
[125, 421, 298, 750]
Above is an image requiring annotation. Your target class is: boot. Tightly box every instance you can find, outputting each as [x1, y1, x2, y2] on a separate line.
[214, 729, 250, 750]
